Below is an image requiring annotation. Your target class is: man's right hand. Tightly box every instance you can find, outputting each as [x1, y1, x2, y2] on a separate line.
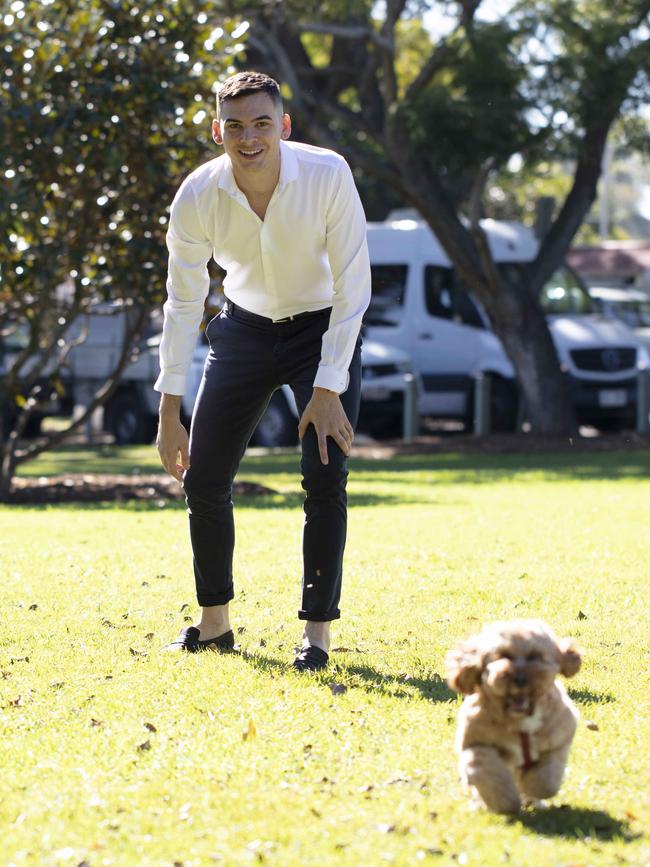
[157, 394, 190, 482]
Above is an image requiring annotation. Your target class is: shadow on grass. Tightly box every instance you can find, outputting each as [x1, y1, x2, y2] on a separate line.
[516, 805, 637, 841]
[568, 687, 616, 705]
[240, 650, 456, 703]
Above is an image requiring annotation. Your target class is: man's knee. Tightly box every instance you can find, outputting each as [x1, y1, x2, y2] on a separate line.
[301, 457, 348, 498]
[183, 470, 232, 514]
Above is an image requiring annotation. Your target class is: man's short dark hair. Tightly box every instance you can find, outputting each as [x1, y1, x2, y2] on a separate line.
[216, 71, 283, 117]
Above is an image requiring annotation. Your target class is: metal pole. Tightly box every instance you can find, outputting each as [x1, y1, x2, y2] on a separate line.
[473, 372, 491, 435]
[637, 368, 650, 435]
[402, 373, 419, 441]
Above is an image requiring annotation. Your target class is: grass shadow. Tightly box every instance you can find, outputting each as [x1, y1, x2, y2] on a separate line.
[517, 804, 637, 841]
[239, 649, 456, 703]
[568, 687, 616, 705]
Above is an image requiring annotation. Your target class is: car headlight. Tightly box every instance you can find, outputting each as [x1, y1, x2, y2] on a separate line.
[637, 345, 650, 370]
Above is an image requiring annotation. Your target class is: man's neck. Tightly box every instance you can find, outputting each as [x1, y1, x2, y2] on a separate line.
[232, 155, 281, 200]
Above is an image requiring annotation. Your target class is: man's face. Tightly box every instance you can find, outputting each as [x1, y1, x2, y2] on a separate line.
[212, 92, 290, 179]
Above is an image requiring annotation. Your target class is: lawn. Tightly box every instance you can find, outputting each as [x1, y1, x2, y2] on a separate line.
[2, 445, 649, 866]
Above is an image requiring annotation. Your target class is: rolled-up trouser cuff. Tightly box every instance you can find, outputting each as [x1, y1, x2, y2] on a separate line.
[197, 586, 235, 608]
[298, 607, 341, 622]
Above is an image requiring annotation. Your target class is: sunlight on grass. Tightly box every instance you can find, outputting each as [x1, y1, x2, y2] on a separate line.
[2, 447, 650, 865]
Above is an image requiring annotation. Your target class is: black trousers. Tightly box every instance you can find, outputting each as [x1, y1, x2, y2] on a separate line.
[182, 301, 362, 621]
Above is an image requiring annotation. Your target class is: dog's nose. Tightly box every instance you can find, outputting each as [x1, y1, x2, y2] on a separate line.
[512, 671, 528, 688]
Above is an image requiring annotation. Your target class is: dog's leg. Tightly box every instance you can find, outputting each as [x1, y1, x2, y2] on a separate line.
[460, 746, 521, 814]
[520, 743, 571, 801]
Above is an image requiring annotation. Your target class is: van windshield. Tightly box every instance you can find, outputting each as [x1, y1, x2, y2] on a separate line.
[365, 264, 408, 326]
[500, 263, 598, 315]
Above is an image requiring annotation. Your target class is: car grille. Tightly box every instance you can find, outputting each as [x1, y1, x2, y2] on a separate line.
[570, 347, 636, 372]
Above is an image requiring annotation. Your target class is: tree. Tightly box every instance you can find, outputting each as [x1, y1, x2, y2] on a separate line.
[235, 0, 650, 434]
[0, 0, 240, 498]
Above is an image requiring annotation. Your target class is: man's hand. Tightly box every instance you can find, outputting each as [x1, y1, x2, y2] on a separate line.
[157, 394, 190, 482]
[298, 387, 354, 465]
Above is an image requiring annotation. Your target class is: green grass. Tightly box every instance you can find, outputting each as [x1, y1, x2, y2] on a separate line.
[2, 446, 650, 866]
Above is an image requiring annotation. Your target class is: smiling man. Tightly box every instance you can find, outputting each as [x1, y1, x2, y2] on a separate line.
[155, 71, 371, 670]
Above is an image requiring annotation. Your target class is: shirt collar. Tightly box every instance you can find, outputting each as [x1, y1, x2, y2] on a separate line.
[217, 141, 299, 197]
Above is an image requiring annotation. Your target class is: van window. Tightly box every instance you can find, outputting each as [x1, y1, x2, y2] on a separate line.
[540, 267, 597, 315]
[365, 264, 408, 326]
[424, 267, 485, 329]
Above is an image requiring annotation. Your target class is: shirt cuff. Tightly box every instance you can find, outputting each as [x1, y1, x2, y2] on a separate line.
[154, 371, 188, 396]
[313, 364, 349, 395]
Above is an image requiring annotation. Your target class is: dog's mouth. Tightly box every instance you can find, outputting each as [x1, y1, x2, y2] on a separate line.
[505, 694, 533, 716]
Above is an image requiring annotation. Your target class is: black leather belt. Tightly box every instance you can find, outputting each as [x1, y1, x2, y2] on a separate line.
[223, 299, 330, 324]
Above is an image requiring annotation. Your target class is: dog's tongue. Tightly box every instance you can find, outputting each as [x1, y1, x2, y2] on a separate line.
[509, 695, 530, 714]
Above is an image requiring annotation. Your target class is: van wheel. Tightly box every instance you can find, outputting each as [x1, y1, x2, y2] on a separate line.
[490, 377, 519, 432]
[251, 392, 298, 447]
[105, 392, 158, 445]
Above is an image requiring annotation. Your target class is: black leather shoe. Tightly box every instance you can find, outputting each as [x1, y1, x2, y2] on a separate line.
[292, 644, 329, 672]
[164, 626, 235, 653]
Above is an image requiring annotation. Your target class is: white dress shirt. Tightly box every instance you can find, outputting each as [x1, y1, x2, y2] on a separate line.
[154, 140, 371, 396]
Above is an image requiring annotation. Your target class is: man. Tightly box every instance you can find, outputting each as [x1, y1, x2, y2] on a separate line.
[155, 71, 370, 671]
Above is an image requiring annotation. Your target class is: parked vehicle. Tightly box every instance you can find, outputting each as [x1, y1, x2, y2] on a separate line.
[2, 302, 415, 446]
[365, 217, 650, 430]
[185, 328, 416, 445]
[588, 286, 650, 350]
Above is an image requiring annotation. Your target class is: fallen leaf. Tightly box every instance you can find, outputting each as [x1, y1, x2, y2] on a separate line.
[102, 619, 116, 628]
[624, 809, 638, 821]
[90, 718, 104, 727]
[179, 603, 190, 613]
[585, 720, 599, 731]
[377, 823, 395, 834]
[243, 718, 257, 741]
[237, 626, 246, 634]
[10, 656, 29, 664]
[1, 671, 11, 679]
[577, 610, 588, 620]
[144, 722, 157, 732]
[387, 776, 410, 785]
[129, 647, 147, 657]
[303, 743, 313, 752]
[28, 603, 38, 610]
[137, 740, 151, 751]
[310, 807, 322, 818]
[9, 695, 23, 707]
[50, 681, 65, 689]
[144, 633, 155, 641]
[332, 646, 353, 653]
[259, 638, 267, 647]
[328, 682, 347, 695]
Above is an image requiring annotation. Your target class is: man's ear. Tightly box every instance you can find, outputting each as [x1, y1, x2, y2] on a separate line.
[280, 112, 291, 140]
[212, 118, 223, 145]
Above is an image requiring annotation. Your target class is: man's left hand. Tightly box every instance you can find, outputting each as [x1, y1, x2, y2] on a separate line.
[298, 387, 354, 465]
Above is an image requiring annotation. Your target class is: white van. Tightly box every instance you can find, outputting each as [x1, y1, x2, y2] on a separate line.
[365, 217, 649, 430]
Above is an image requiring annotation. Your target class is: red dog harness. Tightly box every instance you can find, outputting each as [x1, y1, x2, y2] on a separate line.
[519, 731, 536, 771]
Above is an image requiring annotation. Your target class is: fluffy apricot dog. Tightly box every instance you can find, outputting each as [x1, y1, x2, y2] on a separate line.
[446, 619, 582, 814]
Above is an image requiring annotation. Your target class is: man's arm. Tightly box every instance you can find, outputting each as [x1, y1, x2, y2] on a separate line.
[155, 176, 212, 479]
[298, 159, 371, 464]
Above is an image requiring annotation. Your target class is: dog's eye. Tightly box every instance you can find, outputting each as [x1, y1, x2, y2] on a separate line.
[526, 652, 542, 662]
[499, 652, 512, 661]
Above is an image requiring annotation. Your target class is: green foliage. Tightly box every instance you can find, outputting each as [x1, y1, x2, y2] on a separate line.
[2, 448, 650, 864]
[0, 0, 239, 313]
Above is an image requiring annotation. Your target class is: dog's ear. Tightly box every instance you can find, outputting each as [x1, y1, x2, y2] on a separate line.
[446, 643, 483, 695]
[558, 638, 582, 678]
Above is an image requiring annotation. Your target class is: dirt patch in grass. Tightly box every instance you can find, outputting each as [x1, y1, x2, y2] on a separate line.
[7, 432, 649, 503]
[9, 474, 276, 504]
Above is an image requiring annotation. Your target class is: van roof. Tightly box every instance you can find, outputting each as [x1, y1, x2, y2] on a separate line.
[366, 218, 539, 264]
